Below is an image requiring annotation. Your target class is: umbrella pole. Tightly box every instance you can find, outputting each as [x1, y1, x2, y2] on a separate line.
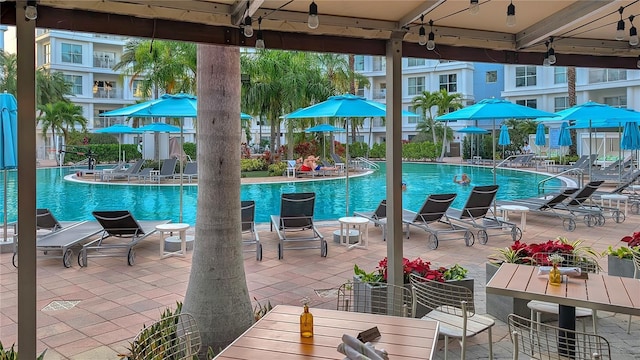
[345, 119, 349, 216]
[179, 119, 184, 223]
[3, 170, 7, 243]
[492, 119, 496, 184]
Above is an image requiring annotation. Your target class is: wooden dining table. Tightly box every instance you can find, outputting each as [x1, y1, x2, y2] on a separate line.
[214, 304, 440, 359]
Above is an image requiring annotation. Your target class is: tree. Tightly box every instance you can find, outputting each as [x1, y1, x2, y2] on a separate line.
[37, 101, 88, 164]
[436, 89, 463, 159]
[504, 118, 538, 150]
[183, 44, 253, 354]
[411, 91, 439, 143]
[567, 67, 577, 156]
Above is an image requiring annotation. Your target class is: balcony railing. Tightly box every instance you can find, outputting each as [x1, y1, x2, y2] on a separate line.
[93, 56, 115, 69]
[93, 88, 121, 99]
[372, 90, 386, 99]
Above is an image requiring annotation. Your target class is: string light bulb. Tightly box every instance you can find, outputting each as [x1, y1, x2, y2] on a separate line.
[506, 0, 516, 27]
[426, 20, 435, 51]
[616, 7, 625, 41]
[255, 17, 265, 49]
[630, 15, 639, 46]
[24, 1, 37, 20]
[548, 37, 556, 65]
[243, 15, 254, 38]
[543, 41, 550, 66]
[308, 1, 319, 29]
[469, 0, 480, 15]
[418, 15, 427, 46]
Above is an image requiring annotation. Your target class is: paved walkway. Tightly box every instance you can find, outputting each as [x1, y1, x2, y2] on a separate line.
[1, 159, 639, 359]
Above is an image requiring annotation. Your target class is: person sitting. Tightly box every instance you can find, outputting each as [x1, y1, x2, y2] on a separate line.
[453, 173, 471, 185]
[300, 155, 336, 172]
[522, 142, 532, 154]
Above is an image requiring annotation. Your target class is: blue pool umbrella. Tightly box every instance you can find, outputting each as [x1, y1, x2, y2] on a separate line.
[305, 124, 346, 159]
[621, 122, 640, 150]
[0, 93, 18, 243]
[137, 122, 181, 133]
[498, 124, 511, 159]
[558, 122, 572, 164]
[535, 123, 546, 147]
[94, 124, 142, 162]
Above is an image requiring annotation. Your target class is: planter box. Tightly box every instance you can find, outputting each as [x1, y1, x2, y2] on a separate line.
[485, 262, 555, 324]
[607, 255, 636, 278]
[352, 275, 474, 318]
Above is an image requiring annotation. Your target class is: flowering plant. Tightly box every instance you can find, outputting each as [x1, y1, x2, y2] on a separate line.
[547, 253, 564, 266]
[489, 237, 598, 265]
[603, 233, 640, 259]
[354, 257, 468, 284]
[621, 232, 640, 248]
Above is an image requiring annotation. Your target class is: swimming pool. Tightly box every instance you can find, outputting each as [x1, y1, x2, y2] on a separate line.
[0, 163, 561, 224]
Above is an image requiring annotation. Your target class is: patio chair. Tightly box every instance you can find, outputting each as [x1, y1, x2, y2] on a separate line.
[627, 247, 640, 334]
[446, 185, 522, 244]
[331, 153, 345, 170]
[508, 314, 611, 360]
[174, 161, 197, 183]
[555, 154, 596, 173]
[36, 208, 77, 232]
[270, 192, 327, 259]
[337, 281, 413, 318]
[78, 210, 170, 267]
[563, 180, 624, 225]
[527, 252, 600, 334]
[155, 158, 178, 183]
[241, 200, 262, 261]
[101, 159, 145, 181]
[285, 159, 298, 178]
[130, 312, 201, 359]
[127, 167, 154, 183]
[402, 193, 474, 249]
[410, 273, 494, 360]
[497, 188, 580, 231]
[353, 200, 387, 240]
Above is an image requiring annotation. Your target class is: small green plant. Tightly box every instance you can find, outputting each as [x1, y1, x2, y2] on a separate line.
[267, 161, 288, 176]
[442, 264, 468, 280]
[0, 342, 47, 359]
[353, 264, 384, 282]
[603, 245, 638, 259]
[253, 297, 273, 321]
[120, 302, 185, 360]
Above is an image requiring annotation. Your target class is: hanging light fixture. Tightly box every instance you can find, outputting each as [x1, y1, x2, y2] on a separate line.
[506, 0, 516, 27]
[469, 0, 480, 15]
[255, 17, 265, 49]
[630, 15, 639, 46]
[24, 1, 38, 20]
[542, 41, 550, 66]
[616, 7, 625, 41]
[548, 37, 556, 65]
[308, 1, 319, 29]
[426, 20, 435, 51]
[243, 15, 254, 37]
[418, 15, 427, 46]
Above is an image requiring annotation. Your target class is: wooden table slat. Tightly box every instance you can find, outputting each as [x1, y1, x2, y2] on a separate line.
[585, 275, 610, 305]
[620, 276, 640, 308]
[605, 276, 634, 308]
[565, 278, 588, 301]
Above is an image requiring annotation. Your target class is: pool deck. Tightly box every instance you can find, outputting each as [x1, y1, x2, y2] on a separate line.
[2, 158, 637, 359]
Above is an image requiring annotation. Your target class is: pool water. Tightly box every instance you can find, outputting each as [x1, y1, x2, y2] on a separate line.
[0, 163, 560, 224]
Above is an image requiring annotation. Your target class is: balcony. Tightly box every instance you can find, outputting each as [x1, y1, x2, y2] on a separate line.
[93, 87, 121, 99]
[372, 89, 386, 99]
[93, 56, 115, 69]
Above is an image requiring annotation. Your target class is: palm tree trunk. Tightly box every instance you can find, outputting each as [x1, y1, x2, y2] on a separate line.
[183, 43, 253, 354]
[568, 67, 577, 156]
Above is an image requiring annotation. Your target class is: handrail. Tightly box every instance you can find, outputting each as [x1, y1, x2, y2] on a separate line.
[354, 157, 380, 170]
[537, 168, 585, 195]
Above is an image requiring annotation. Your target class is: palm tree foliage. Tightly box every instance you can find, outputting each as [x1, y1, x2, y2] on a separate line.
[503, 118, 539, 149]
[436, 89, 463, 159]
[411, 90, 440, 143]
[412, 89, 462, 158]
[37, 101, 88, 142]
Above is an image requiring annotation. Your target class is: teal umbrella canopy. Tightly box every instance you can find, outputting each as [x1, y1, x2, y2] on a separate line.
[498, 125, 511, 145]
[535, 123, 546, 146]
[436, 98, 557, 121]
[305, 124, 346, 133]
[94, 124, 142, 135]
[621, 122, 640, 150]
[100, 93, 252, 120]
[558, 122, 572, 147]
[283, 94, 420, 118]
[539, 101, 640, 123]
[137, 122, 181, 133]
[0, 93, 18, 170]
[458, 126, 488, 134]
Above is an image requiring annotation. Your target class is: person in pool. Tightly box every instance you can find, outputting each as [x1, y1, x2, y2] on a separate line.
[453, 173, 471, 185]
[401, 181, 407, 191]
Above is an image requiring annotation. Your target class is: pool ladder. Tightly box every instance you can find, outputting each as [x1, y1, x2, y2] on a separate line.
[353, 157, 380, 170]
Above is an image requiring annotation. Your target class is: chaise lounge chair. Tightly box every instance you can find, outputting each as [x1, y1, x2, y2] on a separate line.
[78, 210, 170, 266]
[155, 158, 178, 183]
[497, 188, 580, 231]
[562, 180, 624, 225]
[270, 192, 327, 259]
[446, 185, 522, 243]
[241, 200, 262, 261]
[402, 193, 474, 249]
[354, 200, 387, 240]
[101, 159, 145, 182]
[174, 161, 198, 183]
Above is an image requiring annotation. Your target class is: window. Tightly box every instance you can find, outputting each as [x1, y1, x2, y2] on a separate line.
[64, 75, 83, 95]
[93, 80, 115, 98]
[61, 43, 83, 64]
[372, 56, 385, 72]
[354, 55, 364, 71]
[515, 66, 536, 87]
[554, 67, 567, 84]
[356, 84, 365, 97]
[407, 58, 425, 67]
[407, 106, 419, 124]
[439, 74, 457, 92]
[373, 83, 386, 99]
[554, 97, 569, 112]
[408, 134, 416, 141]
[515, 99, 537, 108]
[132, 80, 145, 98]
[372, 118, 384, 127]
[588, 69, 627, 83]
[485, 71, 497, 83]
[407, 76, 424, 96]
[43, 43, 50, 64]
[603, 95, 627, 108]
[93, 51, 116, 68]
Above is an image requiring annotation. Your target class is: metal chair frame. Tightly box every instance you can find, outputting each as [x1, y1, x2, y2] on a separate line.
[337, 281, 413, 318]
[130, 312, 201, 360]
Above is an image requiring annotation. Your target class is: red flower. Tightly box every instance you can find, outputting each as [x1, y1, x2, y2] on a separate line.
[621, 232, 640, 247]
[377, 257, 445, 283]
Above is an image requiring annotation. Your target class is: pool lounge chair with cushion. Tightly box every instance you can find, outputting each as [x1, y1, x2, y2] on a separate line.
[174, 161, 198, 183]
[127, 167, 154, 183]
[101, 159, 145, 181]
[78, 210, 170, 267]
[354, 200, 387, 240]
[446, 185, 522, 244]
[155, 158, 178, 183]
[241, 200, 262, 261]
[497, 188, 580, 231]
[562, 180, 624, 225]
[554, 154, 596, 173]
[402, 193, 474, 249]
[270, 192, 327, 259]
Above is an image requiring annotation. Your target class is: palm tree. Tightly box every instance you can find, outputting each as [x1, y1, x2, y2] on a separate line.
[436, 89, 463, 159]
[37, 101, 88, 164]
[183, 44, 253, 354]
[567, 66, 577, 156]
[411, 91, 439, 143]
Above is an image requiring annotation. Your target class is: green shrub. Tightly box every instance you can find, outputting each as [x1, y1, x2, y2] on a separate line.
[268, 161, 288, 176]
[241, 158, 267, 172]
[348, 142, 369, 158]
[369, 142, 386, 158]
[0, 342, 47, 359]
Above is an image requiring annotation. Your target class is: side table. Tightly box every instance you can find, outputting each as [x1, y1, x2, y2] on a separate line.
[498, 205, 529, 232]
[600, 194, 628, 215]
[158, 223, 190, 259]
[338, 216, 369, 250]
